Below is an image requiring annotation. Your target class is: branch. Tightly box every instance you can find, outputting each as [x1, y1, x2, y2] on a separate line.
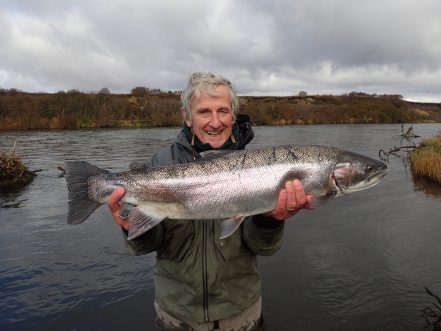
[378, 144, 418, 161]
[426, 287, 441, 310]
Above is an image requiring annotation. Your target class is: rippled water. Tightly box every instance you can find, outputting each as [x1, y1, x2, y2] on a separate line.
[1, 124, 441, 330]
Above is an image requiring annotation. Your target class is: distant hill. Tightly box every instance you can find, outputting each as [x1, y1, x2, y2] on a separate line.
[0, 90, 440, 130]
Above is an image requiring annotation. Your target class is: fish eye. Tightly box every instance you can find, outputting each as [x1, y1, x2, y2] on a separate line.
[367, 165, 374, 172]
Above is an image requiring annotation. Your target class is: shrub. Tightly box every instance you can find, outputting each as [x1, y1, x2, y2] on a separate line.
[0, 145, 35, 190]
[409, 134, 441, 184]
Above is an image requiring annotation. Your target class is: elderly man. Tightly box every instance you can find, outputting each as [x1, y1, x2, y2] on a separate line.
[108, 72, 312, 331]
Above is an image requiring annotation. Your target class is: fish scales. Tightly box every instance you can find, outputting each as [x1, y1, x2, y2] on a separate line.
[120, 146, 328, 218]
[65, 145, 387, 239]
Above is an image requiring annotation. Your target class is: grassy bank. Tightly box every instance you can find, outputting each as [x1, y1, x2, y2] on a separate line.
[0, 144, 35, 190]
[409, 134, 441, 184]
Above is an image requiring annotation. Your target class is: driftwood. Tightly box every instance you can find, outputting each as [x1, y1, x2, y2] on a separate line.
[421, 287, 441, 330]
[378, 126, 422, 161]
[378, 144, 418, 161]
[401, 124, 420, 138]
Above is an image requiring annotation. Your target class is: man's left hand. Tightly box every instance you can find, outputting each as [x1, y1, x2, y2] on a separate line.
[264, 180, 313, 221]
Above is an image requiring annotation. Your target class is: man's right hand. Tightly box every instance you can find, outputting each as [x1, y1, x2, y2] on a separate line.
[108, 187, 129, 231]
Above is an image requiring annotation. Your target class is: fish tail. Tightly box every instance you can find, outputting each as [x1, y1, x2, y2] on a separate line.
[65, 161, 108, 225]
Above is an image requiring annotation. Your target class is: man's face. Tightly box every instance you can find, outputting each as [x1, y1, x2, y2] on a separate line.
[183, 85, 234, 149]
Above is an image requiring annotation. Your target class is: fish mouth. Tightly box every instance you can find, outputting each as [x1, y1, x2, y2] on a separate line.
[334, 169, 387, 195]
[345, 170, 387, 194]
[363, 170, 387, 189]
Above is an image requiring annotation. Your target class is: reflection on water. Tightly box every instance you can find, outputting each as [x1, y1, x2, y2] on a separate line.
[412, 175, 441, 199]
[1, 124, 441, 331]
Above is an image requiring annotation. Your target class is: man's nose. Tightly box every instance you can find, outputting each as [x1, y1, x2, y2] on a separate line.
[209, 113, 221, 127]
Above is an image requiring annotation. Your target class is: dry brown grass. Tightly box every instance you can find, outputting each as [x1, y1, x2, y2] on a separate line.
[0, 143, 35, 190]
[409, 134, 441, 183]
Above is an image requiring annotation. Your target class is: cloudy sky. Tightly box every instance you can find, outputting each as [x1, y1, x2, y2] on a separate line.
[1, 0, 440, 102]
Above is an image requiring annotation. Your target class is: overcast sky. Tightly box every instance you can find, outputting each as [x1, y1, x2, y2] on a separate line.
[1, 0, 440, 102]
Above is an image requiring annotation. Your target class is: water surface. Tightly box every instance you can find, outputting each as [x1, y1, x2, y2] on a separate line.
[1, 124, 441, 330]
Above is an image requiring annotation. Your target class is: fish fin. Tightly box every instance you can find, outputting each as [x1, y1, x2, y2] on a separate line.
[199, 150, 235, 160]
[65, 161, 109, 224]
[129, 160, 149, 170]
[220, 215, 246, 239]
[310, 191, 338, 208]
[126, 208, 164, 240]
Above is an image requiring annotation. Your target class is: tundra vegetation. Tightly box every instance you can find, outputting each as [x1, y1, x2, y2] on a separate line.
[0, 88, 440, 130]
[0, 143, 35, 190]
[409, 134, 441, 185]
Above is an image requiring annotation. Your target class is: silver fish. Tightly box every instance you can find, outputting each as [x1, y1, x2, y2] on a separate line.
[65, 145, 387, 240]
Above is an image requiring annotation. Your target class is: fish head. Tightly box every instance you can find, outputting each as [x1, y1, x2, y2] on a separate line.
[332, 151, 387, 195]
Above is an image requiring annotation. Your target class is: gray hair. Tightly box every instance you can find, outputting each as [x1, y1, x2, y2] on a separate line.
[180, 72, 239, 120]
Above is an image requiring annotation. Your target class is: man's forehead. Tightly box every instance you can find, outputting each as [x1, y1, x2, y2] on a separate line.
[191, 87, 231, 107]
[197, 84, 229, 97]
[192, 99, 232, 111]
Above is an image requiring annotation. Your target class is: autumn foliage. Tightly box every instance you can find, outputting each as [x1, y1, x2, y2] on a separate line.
[0, 90, 440, 130]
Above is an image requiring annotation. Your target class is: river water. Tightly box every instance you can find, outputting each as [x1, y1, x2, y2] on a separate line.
[1, 124, 441, 331]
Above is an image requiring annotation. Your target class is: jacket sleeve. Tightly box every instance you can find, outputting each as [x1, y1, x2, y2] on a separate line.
[121, 144, 183, 255]
[241, 215, 285, 256]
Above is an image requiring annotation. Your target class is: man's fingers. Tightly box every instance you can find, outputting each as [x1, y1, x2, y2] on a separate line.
[305, 193, 314, 209]
[292, 180, 306, 207]
[275, 188, 287, 214]
[108, 187, 125, 213]
[107, 187, 130, 230]
[285, 180, 306, 210]
[284, 181, 296, 210]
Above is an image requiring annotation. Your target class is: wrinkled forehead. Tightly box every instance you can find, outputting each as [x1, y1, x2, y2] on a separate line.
[189, 86, 232, 111]
[194, 84, 230, 99]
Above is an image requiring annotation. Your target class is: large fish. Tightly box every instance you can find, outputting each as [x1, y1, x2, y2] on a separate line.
[65, 145, 387, 240]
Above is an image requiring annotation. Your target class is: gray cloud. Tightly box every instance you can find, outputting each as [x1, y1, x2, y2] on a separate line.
[0, 0, 440, 101]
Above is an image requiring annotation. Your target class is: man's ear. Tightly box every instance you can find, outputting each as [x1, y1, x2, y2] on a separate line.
[181, 108, 192, 127]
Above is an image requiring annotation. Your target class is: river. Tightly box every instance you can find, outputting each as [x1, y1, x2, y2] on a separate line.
[1, 124, 441, 330]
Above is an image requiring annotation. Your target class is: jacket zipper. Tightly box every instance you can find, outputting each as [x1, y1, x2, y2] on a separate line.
[202, 220, 209, 321]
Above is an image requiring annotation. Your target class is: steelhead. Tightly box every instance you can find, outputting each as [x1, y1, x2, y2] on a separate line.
[65, 145, 387, 240]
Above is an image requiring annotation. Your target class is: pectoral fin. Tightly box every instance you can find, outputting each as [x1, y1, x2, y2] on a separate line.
[127, 208, 164, 240]
[311, 191, 337, 208]
[220, 216, 246, 239]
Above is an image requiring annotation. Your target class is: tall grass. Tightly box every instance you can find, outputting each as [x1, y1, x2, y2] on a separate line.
[409, 134, 441, 183]
[0, 142, 34, 188]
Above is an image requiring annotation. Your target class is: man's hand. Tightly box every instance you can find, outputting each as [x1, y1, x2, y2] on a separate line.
[108, 187, 129, 230]
[264, 180, 313, 221]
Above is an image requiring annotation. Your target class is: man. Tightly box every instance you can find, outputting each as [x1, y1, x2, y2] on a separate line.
[108, 72, 312, 330]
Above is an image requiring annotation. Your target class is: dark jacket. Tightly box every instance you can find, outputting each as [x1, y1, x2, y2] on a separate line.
[125, 115, 285, 322]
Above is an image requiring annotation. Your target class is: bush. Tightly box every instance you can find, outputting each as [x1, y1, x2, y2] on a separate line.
[409, 134, 441, 184]
[0, 144, 35, 189]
